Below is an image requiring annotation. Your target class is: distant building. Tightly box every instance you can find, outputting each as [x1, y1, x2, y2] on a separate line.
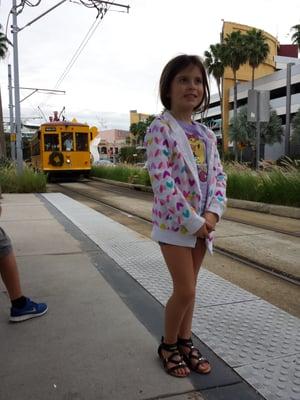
[96, 129, 130, 162]
[130, 110, 150, 125]
[100, 129, 130, 144]
[195, 21, 300, 159]
[129, 110, 151, 145]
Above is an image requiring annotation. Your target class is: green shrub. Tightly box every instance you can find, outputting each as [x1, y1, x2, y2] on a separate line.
[92, 162, 299, 208]
[225, 163, 300, 207]
[0, 164, 47, 193]
[91, 164, 151, 186]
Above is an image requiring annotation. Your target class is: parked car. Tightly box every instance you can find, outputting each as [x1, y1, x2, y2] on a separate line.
[94, 159, 114, 166]
[135, 162, 148, 169]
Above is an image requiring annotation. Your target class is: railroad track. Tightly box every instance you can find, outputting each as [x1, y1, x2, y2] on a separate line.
[51, 181, 300, 287]
[84, 179, 300, 238]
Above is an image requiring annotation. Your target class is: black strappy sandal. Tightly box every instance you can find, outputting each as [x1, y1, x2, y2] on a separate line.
[158, 337, 190, 378]
[177, 337, 211, 374]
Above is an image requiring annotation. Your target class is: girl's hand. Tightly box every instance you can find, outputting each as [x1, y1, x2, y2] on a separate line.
[195, 223, 209, 238]
[203, 212, 218, 232]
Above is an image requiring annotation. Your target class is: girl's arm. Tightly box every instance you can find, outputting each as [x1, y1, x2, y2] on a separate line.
[145, 118, 205, 235]
[205, 132, 227, 220]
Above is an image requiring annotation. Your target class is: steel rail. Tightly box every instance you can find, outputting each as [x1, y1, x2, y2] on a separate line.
[54, 182, 300, 287]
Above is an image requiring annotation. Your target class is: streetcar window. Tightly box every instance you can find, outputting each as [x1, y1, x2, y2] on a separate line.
[62, 133, 74, 151]
[44, 134, 59, 151]
[75, 132, 88, 151]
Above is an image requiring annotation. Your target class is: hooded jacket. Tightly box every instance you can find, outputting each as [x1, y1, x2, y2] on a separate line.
[145, 111, 227, 251]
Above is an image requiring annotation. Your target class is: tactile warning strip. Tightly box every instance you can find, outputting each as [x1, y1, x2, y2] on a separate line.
[236, 355, 300, 400]
[43, 193, 300, 400]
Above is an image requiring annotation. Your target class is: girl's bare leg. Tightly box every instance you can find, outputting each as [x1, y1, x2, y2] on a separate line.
[178, 239, 206, 338]
[160, 244, 196, 376]
[177, 239, 211, 372]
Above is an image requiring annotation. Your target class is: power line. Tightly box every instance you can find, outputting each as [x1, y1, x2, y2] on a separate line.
[53, 2, 113, 89]
[54, 17, 102, 89]
[40, 1, 116, 110]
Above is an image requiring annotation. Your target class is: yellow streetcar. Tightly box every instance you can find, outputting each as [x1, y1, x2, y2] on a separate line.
[30, 119, 94, 179]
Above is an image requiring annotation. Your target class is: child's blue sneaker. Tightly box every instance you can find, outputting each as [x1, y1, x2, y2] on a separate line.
[10, 297, 48, 322]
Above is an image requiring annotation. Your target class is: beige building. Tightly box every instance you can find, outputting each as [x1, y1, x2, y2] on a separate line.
[130, 110, 150, 125]
[97, 129, 130, 161]
[221, 21, 279, 150]
[129, 110, 151, 145]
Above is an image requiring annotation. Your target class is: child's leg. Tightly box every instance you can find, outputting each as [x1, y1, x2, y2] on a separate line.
[178, 239, 206, 338]
[0, 251, 23, 301]
[177, 239, 211, 374]
[160, 244, 196, 344]
[159, 243, 195, 376]
[0, 227, 23, 301]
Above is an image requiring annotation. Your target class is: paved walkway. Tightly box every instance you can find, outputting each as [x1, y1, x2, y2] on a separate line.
[1, 193, 299, 400]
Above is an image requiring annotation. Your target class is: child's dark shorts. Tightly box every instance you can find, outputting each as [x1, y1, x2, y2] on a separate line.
[0, 227, 12, 259]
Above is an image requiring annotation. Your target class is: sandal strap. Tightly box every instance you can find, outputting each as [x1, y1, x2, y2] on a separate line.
[177, 337, 193, 347]
[158, 336, 178, 354]
[166, 362, 186, 374]
[162, 351, 187, 374]
[166, 350, 184, 364]
[178, 337, 209, 364]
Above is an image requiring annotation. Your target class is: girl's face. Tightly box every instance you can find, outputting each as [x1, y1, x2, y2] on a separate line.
[169, 64, 204, 115]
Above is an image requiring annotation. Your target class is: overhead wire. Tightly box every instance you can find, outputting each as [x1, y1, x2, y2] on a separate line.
[40, 1, 114, 111]
[52, 2, 111, 89]
[4, 0, 116, 116]
[53, 17, 102, 89]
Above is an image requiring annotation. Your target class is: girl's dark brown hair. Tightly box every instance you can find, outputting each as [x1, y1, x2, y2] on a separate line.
[159, 54, 210, 113]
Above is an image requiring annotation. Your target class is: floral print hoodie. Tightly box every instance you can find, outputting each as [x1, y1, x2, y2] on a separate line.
[145, 111, 227, 251]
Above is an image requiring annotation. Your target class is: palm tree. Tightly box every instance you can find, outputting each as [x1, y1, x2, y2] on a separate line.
[244, 29, 269, 89]
[0, 29, 8, 58]
[0, 24, 9, 158]
[291, 24, 300, 49]
[204, 43, 225, 104]
[222, 30, 248, 159]
[229, 105, 283, 162]
[223, 31, 248, 123]
[130, 115, 155, 146]
[291, 108, 300, 145]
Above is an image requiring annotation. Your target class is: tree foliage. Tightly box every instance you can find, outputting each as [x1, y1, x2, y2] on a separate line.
[291, 24, 300, 49]
[291, 108, 300, 145]
[229, 105, 283, 147]
[204, 43, 225, 103]
[222, 31, 249, 159]
[130, 115, 155, 145]
[0, 24, 9, 158]
[0, 24, 8, 58]
[244, 29, 269, 89]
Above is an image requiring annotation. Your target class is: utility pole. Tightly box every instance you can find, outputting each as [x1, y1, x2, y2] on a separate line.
[248, 89, 270, 170]
[12, 0, 23, 173]
[8, 64, 16, 161]
[255, 91, 260, 170]
[285, 63, 294, 156]
[10, 0, 129, 174]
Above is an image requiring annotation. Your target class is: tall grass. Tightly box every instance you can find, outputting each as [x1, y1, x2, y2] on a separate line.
[0, 164, 47, 193]
[90, 162, 300, 207]
[92, 164, 151, 186]
[225, 163, 300, 207]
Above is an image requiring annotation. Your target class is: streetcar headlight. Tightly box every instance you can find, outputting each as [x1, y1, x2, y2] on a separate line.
[66, 158, 71, 164]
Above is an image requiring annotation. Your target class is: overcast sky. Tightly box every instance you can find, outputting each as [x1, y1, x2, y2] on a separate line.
[0, 0, 299, 130]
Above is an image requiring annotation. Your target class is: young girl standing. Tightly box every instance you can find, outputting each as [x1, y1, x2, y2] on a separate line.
[145, 55, 227, 378]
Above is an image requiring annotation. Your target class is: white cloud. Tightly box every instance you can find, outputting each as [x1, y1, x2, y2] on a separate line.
[0, 0, 299, 130]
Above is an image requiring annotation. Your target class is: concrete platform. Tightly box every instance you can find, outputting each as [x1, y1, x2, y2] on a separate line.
[1, 193, 299, 400]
